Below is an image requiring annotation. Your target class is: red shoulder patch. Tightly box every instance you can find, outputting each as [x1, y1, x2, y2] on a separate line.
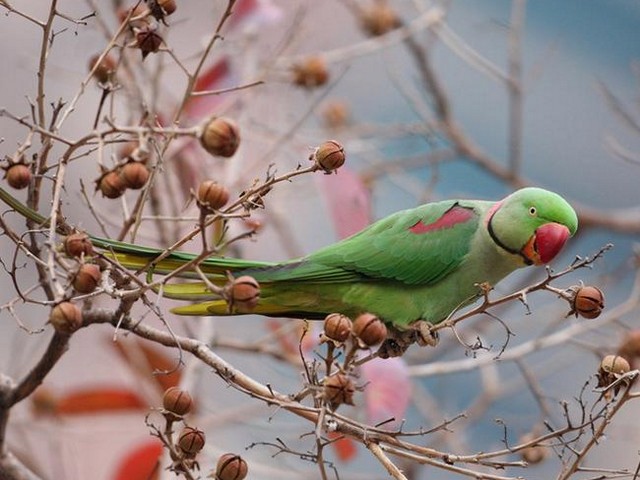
[409, 205, 474, 234]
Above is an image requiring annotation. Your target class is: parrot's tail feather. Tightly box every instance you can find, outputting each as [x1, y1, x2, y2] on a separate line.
[109, 251, 276, 278]
[159, 281, 223, 301]
[165, 278, 332, 319]
[170, 299, 327, 319]
[170, 301, 229, 316]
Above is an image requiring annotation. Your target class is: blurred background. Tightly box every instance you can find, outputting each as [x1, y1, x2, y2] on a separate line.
[0, 1, 638, 479]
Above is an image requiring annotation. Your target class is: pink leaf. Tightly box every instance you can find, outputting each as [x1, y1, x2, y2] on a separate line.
[112, 440, 162, 480]
[30, 387, 148, 416]
[317, 167, 371, 239]
[169, 143, 203, 198]
[226, 0, 283, 32]
[361, 357, 411, 427]
[327, 431, 358, 462]
[183, 57, 234, 121]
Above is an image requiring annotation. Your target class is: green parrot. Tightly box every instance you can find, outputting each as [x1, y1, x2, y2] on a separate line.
[0, 186, 577, 329]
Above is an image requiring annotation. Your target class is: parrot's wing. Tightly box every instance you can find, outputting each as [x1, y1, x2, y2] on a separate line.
[246, 201, 480, 285]
[278, 200, 483, 286]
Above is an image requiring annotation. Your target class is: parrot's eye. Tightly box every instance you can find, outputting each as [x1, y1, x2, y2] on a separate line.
[529, 206, 537, 216]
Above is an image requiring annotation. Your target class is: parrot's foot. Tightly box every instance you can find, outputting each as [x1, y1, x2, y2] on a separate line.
[412, 320, 439, 347]
[377, 338, 408, 358]
[377, 320, 439, 358]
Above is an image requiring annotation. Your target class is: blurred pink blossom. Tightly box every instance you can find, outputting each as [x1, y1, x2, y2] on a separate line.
[317, 168, 371, 240]
[361, 357, 411, 427]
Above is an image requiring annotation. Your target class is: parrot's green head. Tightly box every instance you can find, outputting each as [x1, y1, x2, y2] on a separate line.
[487, 187, 578, 266]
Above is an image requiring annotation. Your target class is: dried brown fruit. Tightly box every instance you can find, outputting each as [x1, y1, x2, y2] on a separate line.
[177, 426, 206, 455]
[600, 354, 630, 376]
[323, 374, 355, 409]
[573, 285, 604, 319]
[120, 161, 150, 189]
[215, 453, 248, 480]
[199, 117, 240, 158]
[88, 54, 117, 83]
[118, 141, 138, 160]
[617, 330, 640, 368]
[519, 433, 547, 465]
[352, 312, 387, 346]
[162, 386, 193, 416]
[322, 100, 350, 129]
[136, 27, 163, 59]
[360, 2, 401, 36]
[118, 142, 150, 164]
[230, 276, 260, 312]
[241, 217, 263, 232]
[72, 264, 101, 294]
[323, 313, 352, 343]
[197, 180, 230, 211]
[64, 232, 94, 258]
[158, 0, 177, 15]
[292, 56, 329, 88]
[97, 170, 126, 199]
[312, 140, 346, 173]
[5, 163, 31, 190]
[597, 354, 631, 396]
[50, 302, 83, 334]
[117, 4, 150, 27]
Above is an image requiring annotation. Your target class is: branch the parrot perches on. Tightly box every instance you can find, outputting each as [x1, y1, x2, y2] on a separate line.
[0, 186, 578, 330]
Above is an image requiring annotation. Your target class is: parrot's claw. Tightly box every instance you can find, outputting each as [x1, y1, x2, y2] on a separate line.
[412, 320, 439, 347]
[377, 320, 439, 358]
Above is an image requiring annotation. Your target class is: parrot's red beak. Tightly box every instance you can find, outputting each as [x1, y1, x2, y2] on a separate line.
[522, 222, 571, 265]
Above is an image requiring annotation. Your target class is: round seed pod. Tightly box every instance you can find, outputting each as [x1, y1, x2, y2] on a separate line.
[230, 276, 260, 312]
[120, 161, 150, 189]
[72, 264, 101, 294]
[97, 170, 126, 199]
[49, 302, 83, 334]
[519, 433, 547, 465]
[352, 313, 387, 346]
[617, 330, 640, 368]
[241, 217, 262, 233]
[162, 387, 193, 416]
[323, 313, 352, 343]
[197, 180, 230, 211]
[117, 4, 150, 28]
[600, 354, 631, 376]
[5, 163, 31, 190]
[292, 56, 329, 88]
[573, 286, 604, 319]
[360, 3, 401, 36]
[323, 374, 355, 409]
[597, 354, 631, 392]
[88, 54, 117, 83]
[322, 100, 350, 129]
[118, 142, 150, 164]
[177, 426, 206, 455]
[199, 117, 240, 158]
[117, 141, 138, 160]
[215, 453, 248, 480]
[64, 232, 94, 258]
[312, 140, 346, 173]
[158, 0, 177, 15]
